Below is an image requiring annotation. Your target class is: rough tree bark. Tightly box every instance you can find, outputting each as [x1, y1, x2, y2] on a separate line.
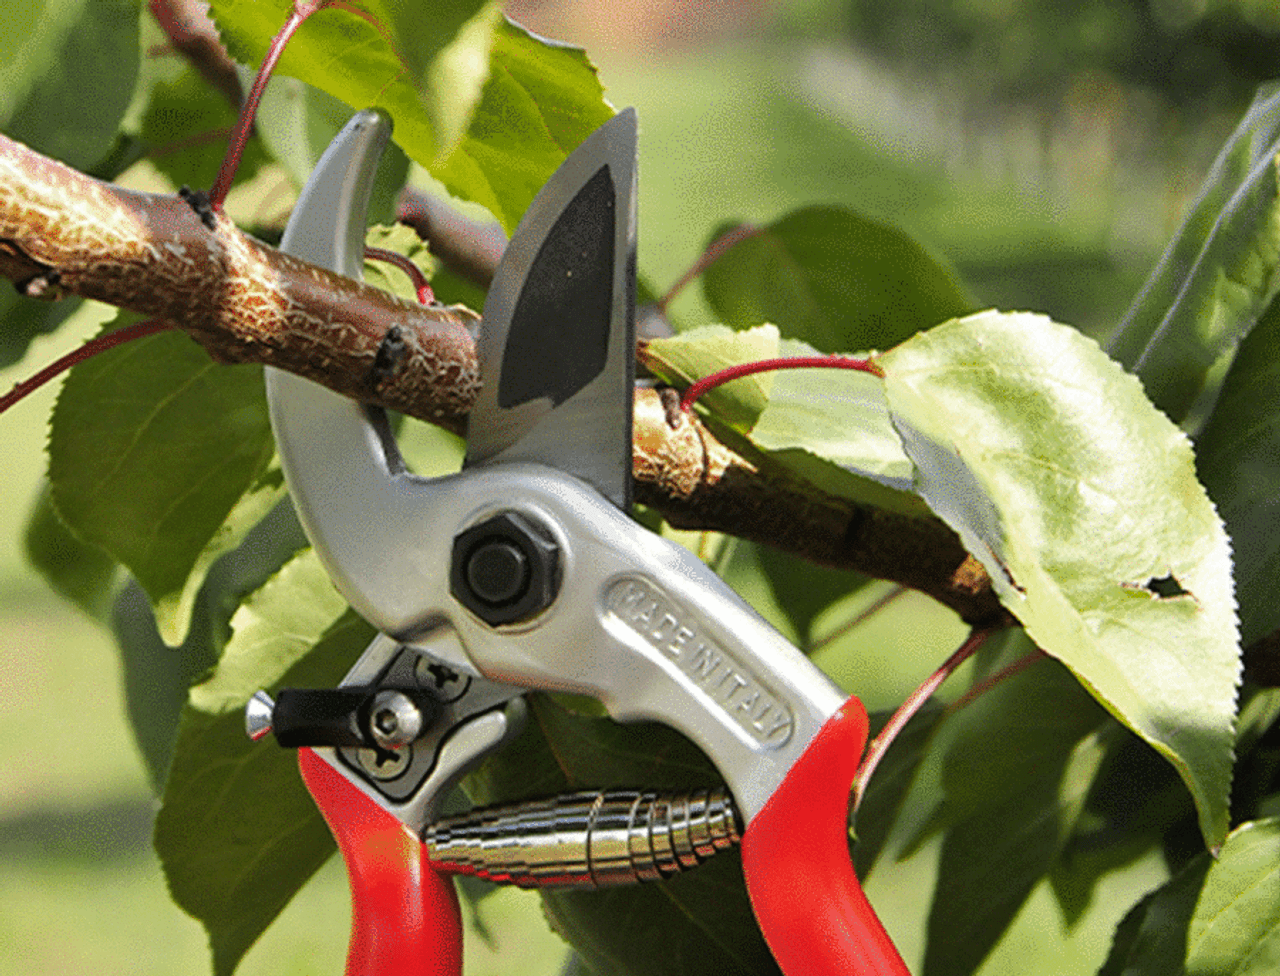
[0, 131, 1004, 625]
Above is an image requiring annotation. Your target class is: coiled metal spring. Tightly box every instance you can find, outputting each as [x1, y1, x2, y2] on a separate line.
[426, 787, 741, 888]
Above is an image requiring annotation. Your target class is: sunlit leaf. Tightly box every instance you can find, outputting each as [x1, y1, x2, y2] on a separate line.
[1108, 85, 1280, 425]
[155, 555, 367, 976]
[880, 311, 1240, 848]
[49, 319, 280, 645]
[432, 18, 615, 232]
[643, 327, 926, 515]
[211, 0, 499, 163]
[702, 205, 972, 353]
[642, 323, 780, 428]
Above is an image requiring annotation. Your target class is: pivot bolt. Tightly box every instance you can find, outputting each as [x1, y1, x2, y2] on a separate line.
[451, 511, 560, 626]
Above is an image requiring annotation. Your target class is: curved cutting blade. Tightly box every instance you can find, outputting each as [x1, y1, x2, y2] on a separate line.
[465, 109, 638, 510]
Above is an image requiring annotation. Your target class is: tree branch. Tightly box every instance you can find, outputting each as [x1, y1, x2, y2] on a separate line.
[0, 132, 1004, 624]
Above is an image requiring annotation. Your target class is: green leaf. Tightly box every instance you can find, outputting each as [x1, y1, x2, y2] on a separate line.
[643, 323, 781, 429]
[431, 18, 615, 233]
[755, 545, 870, 651]
[135, 61, 268, 193]
[211, 0, 499, 164]
[48, 320, 280, 645]
[922, 644, 1109, 976]
[701, 206, 972, 353]
[1195, 292, 1280, 647]
[155, 555, 368, 976]
[1107, 85, 1280, 425]
[0, 289, 85, 371]
[852, 701, 944, 880]
[644, 327, 927, 516]
[466, 694, 777, 976]
[0, 0, 140, 171]
[109, 503, 307, 790]
[0, 0, 140, 366]
[1186, 816, 1280, 975]
[880, 311, 1240, 849]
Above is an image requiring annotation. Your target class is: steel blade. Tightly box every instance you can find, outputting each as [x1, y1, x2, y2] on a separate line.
[465, 109, 637, 510]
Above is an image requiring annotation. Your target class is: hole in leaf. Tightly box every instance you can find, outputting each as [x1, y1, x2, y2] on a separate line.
[1138, 574, 1191, 600]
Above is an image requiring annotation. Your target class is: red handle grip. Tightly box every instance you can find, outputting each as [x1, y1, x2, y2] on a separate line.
[741, 697, 911, 976]
[298, 749, 462, 976]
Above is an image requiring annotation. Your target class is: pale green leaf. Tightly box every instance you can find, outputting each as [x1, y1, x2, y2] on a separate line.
[642, 323, 780, 428]
[880, 311, 1240, 848]
[192, 548, 348, 714]
[1108, 85, 1280, 425]
[49, 320, 279, 645]
[1187, 817, 1280, 975]
[702, 205, 972, 353]
[431, 18, 615, 232]
[644, 327, 925, 515]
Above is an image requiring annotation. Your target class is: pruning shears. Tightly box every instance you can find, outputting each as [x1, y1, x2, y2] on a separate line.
[248, 108, 910, 976]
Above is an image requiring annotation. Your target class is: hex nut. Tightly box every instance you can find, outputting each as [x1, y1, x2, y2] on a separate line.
[451, 511, 560, 625]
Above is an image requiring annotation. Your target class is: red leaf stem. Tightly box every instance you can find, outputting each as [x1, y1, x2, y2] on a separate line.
[365, 246, 435, 305]
[208, 2, 332, 209]
[851, 626, 993, 814]
[679, 354, 884, 413]
[658, 222, 760, 312]
[0, 319, 174, 416]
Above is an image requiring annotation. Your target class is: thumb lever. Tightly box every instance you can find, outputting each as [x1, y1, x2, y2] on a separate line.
[244, 687, 438, 751]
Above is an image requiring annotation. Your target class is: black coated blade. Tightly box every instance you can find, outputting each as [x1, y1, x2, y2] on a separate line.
[465, 109, 637, 510]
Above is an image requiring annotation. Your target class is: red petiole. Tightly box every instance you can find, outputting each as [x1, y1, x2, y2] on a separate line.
[365, 247, 435, 305]
[209, 1, 333, 209]
[0, 320, 174, 416]
[851, 626, 994, 813]
[679, 354, 884, 413]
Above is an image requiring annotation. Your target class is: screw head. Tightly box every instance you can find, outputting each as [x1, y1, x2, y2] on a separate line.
[357, 745, 411, 781]
[366, 690, 424, 750]
[451, 511, 560, 625]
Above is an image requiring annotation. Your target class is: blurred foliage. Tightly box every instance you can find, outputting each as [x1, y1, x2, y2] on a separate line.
[843, 0, 1280, 112]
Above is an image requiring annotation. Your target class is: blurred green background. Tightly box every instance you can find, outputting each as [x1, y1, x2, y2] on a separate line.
[3, 0, 1276, 972]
